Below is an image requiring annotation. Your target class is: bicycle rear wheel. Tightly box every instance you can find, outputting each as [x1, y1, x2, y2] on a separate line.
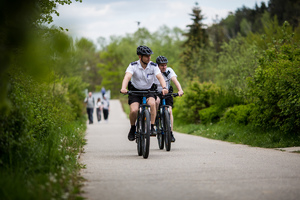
[164, 110, 171, 151]
[141, 109, 151, 158]
[156, 113, 164, 150]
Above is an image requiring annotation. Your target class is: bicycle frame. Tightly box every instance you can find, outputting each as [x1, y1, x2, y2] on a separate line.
[136, 96, 150, 140]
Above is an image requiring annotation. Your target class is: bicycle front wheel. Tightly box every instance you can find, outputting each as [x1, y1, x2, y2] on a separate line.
[136, 112, 142, 156]
[141, 109, 151, 159]
[164, 110, 171, 151]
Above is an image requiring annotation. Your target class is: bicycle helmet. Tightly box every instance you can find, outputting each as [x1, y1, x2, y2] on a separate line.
[136, 45, 153, 55]
[156, 56, 168, 64]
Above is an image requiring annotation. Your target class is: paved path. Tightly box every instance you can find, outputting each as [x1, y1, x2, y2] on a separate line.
[80, 99, 300, 200]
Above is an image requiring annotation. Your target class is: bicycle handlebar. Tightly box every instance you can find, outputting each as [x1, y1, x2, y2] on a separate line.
[120, 90, 181, 97]
[156, 92, 179, 97]
[120, 90, 157, 96]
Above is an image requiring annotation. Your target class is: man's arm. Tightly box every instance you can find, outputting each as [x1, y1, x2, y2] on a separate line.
[156, 73, 168, 95]
[171, 76, 184, 96]
[120, 72, 132, 94]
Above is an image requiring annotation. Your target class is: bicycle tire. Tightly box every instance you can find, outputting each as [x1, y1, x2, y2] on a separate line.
[164, 110, 171, 151]
[136, 113, 142, 156]
[141, 109, 151, 158]
[156, 113, 164, 150]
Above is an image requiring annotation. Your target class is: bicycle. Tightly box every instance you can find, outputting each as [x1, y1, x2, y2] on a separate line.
[155, 92, 179, 151]
[125, 90, 156, 159]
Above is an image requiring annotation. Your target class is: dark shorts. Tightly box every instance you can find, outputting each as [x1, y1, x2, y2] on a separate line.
[128, 82, 157, 105]
[128, 93, 156, 105]
[164, 96, 174, 107]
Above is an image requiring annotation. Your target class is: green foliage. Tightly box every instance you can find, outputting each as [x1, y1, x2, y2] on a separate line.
[248, 22, 300, 134]
[0, 1, 90, 198]
[216, 35, 259, 95]
[221, 104, 255, 125]
[198, 105, 223, 124]
[64, 76, 89, 119]
[0, 69, 86, 200]
[98, 36, 137, 98]
[173, 81, 220, 123]
[173, 80, 244, 124]
[219, 2, 268, 38]
[198, 89, 245, 125]
[180, 4, 210, 82]
[0, 0, 82, 110]
[74, 37, 101, 92]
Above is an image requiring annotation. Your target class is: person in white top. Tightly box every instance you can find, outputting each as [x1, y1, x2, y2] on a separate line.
[120, 46, 168, 141]
[154, 56, 184, 142]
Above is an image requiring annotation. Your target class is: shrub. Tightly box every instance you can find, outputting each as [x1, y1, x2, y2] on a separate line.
[198, 105, 223, 124]
[173, 80, 244, 124]
[221, 104, 254, 125]
[173, 81, 220, 123]
[248, 22, 300, 134]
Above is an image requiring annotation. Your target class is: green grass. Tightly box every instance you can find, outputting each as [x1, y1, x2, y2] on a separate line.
[0, 117, 87, 200]
[174, 121, 300, 148]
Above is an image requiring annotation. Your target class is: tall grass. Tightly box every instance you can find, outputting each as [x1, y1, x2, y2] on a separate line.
[0, 69, 87, 200]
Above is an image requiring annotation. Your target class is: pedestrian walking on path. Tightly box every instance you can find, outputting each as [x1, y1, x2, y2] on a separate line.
[102, 94, 110, 121]
[84, 92, 94, 124]
[96, 97, 102, 123]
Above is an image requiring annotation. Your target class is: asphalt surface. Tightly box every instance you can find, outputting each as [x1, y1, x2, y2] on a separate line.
[80, 99, 300, 200]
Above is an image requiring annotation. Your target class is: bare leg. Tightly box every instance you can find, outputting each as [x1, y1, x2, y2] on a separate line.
[129, 102, 139, 125]
[169, 106, 173, 131]
[155, 97, 160, 112]
[146, 97, 156, 124]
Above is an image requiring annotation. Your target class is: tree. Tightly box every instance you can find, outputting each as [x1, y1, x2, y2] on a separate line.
[74, 38, 102, 91]
[268, 0, 300, 29]
[180, 2, 209, 82]
[0, 0, 82, 110]
[207, 15, 229, 53]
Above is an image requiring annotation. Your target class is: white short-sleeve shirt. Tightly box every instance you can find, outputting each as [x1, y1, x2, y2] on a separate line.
[126, 60, 161, 90]
[154, 67, 177, 91]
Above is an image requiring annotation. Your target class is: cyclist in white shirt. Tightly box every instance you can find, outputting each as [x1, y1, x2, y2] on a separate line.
[120, 46, 168, 141]
[154, 56, 184, 142]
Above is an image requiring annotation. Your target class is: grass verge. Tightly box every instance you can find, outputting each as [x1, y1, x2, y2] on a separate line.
[174, 121, 300, 148]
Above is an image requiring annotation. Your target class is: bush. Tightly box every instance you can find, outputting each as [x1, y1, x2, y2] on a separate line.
[198, 105, 223, 124]
[221, 104, 254, 125]
[64, 76, 88, 119]
[173, 81, 220, 123]
[173, 81, 244, 124]
[248, 22, 300, 134]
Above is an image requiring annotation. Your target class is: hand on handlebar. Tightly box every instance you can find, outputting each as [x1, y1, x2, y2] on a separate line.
[120, 88, 128, 94]
[162, 88, 169, 95]
[178, 90, 184, 96]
